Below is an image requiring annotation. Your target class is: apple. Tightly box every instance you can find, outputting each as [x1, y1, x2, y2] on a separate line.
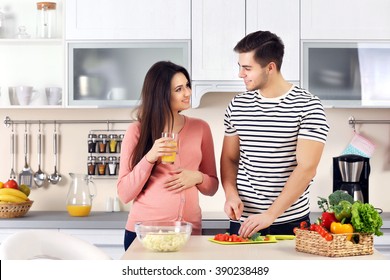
[3, 179, 19, 189]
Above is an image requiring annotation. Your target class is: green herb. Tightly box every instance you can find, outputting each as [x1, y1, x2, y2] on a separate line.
[249, 233, 263, 241]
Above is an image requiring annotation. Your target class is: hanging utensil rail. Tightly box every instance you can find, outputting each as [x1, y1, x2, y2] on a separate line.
[348, 116, 390, 130]
[3, 116, 133, 128]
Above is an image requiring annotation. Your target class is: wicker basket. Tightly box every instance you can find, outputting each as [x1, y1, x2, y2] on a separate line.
[295, 228, 373, 257]
[0, 200, 34, 218]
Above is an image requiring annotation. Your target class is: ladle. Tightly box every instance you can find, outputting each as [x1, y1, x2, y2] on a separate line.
[34, 125, 46, 187]
[9, 125, 16, 180]
[48, 125, 61, 184]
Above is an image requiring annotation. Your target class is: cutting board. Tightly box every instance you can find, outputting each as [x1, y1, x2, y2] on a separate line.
[208, 235, 295, 245]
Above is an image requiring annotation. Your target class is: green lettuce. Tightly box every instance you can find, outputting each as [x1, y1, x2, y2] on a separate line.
[351, 202, 383, 236]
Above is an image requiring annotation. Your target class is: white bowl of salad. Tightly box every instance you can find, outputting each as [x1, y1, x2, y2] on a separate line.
[135, 221, 192, 252]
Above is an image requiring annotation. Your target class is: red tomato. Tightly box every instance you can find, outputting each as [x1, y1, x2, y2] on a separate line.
[325, 233, 333, 241]
[214, 233, 229, 241]
[3, 179, 18, 189]
[300, 221, 308, 229]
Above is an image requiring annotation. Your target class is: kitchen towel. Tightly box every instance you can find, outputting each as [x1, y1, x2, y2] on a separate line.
[341, 132, 375, 158]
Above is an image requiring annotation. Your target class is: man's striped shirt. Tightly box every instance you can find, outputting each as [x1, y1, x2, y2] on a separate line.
[224, 85, 329, 224]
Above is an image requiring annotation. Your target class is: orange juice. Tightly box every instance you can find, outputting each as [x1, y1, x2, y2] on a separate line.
[67, 205, 92, 217]
[161, 141, 177, 164]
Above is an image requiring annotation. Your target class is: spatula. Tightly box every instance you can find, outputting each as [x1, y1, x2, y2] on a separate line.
[19, 131, 33, 188]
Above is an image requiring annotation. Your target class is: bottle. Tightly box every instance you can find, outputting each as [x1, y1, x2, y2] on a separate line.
[36, 2, 57, 38]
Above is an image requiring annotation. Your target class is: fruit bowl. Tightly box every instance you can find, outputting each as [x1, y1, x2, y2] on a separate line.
[135, 221, 192, 252]
[0, 200, 34, 218]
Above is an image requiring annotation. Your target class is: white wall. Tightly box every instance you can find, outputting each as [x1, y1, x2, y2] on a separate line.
[0, 92, 390, 214]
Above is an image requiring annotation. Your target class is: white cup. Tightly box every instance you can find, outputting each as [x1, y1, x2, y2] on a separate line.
[8, 87, 18, 105]
[107, 87, 127, 100]
[45, 87, 62, 105]
[16, 86, 37, 106]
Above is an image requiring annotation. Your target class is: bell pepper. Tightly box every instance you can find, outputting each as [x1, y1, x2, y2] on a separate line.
[330, 222, 354, 241]
[333, 200, 352, 222]
[320, 212, 338, 230]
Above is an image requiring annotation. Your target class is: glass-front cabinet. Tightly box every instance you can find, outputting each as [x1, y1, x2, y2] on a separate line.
[67, 41, 190, 107]
[0, 0, 64, 108]
[301, 40, 390, 108]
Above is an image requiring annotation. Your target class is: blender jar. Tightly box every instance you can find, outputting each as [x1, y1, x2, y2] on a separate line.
[36, 2, 57, 38]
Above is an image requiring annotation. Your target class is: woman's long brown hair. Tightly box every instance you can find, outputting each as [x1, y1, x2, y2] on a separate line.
[130, 61, 191, 169]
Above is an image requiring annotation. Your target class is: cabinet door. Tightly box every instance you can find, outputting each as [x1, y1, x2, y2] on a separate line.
[246, 0, 300, 82]
[301, 0, 390, 39]
[65, 0, 190, 40]
[191, 0, 245, 81]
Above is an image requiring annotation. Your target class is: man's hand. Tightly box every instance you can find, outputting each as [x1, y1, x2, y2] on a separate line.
[238, 213, 274, 238]
[224, 195, 244, 221]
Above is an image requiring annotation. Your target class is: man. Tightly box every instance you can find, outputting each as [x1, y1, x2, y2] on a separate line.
[221, 30, 329, 238]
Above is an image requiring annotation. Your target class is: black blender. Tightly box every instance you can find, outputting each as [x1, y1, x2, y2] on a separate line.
[333, 154, 370, 203]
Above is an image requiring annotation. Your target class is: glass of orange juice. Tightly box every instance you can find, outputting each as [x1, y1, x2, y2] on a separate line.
[161, 132, 177, 164]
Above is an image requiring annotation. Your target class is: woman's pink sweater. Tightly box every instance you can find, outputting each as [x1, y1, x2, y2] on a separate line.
[117, 116, 219, 234]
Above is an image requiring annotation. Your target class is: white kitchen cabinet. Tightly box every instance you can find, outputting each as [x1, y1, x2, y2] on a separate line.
[191, 0, 246, 108]
[65, 0, 190, 40]
[191, 0, 245, 81]
[374, 228, 390, 258]
[0, 0, 64, 109]
[0, 228, 124, 259]
[246, 0, 300, 82]
[301, 0, 390, 40]
[59, 229, 124, 260]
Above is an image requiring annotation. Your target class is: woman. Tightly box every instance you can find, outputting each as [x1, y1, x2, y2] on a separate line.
[117, 61, 219, 250]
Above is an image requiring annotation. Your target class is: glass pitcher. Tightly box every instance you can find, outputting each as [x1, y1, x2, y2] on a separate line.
[66, 173, 96, 217]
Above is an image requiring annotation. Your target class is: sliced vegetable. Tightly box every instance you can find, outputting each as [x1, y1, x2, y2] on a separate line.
[213, 233, 249, 242]
[330, 222, 354, 241]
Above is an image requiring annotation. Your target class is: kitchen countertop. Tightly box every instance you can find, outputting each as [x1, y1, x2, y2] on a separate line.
[120, 236, 388, 260]
[1, 211, 390, 229]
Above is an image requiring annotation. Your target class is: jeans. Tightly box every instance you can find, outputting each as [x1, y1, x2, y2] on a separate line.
[229, 214, 310, 236]
[124, 229, 137, 251]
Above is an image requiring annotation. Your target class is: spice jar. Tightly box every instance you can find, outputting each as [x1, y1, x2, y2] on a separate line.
[117, 134, 124, 153]
[108, 156, 118, 175]
[36, 2, 57, 38]
[108, 134, 118, 153]
[97, 156, 107, 175]
[97, 134, 108, 153]
[87, 156, 96, 175]
[88, 134, 97, 153]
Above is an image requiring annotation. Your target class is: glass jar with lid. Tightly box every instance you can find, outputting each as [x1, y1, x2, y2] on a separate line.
[87, 156, 96, 175]
[117, 134, 125, 153]
[88, 133, 97, 153]
[108, 156, 118, 175]
[97, 156, 107, 175]
[108, 134, 118, 153]
[97, 134, 108, 153]
[36, 2, 57, 38]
